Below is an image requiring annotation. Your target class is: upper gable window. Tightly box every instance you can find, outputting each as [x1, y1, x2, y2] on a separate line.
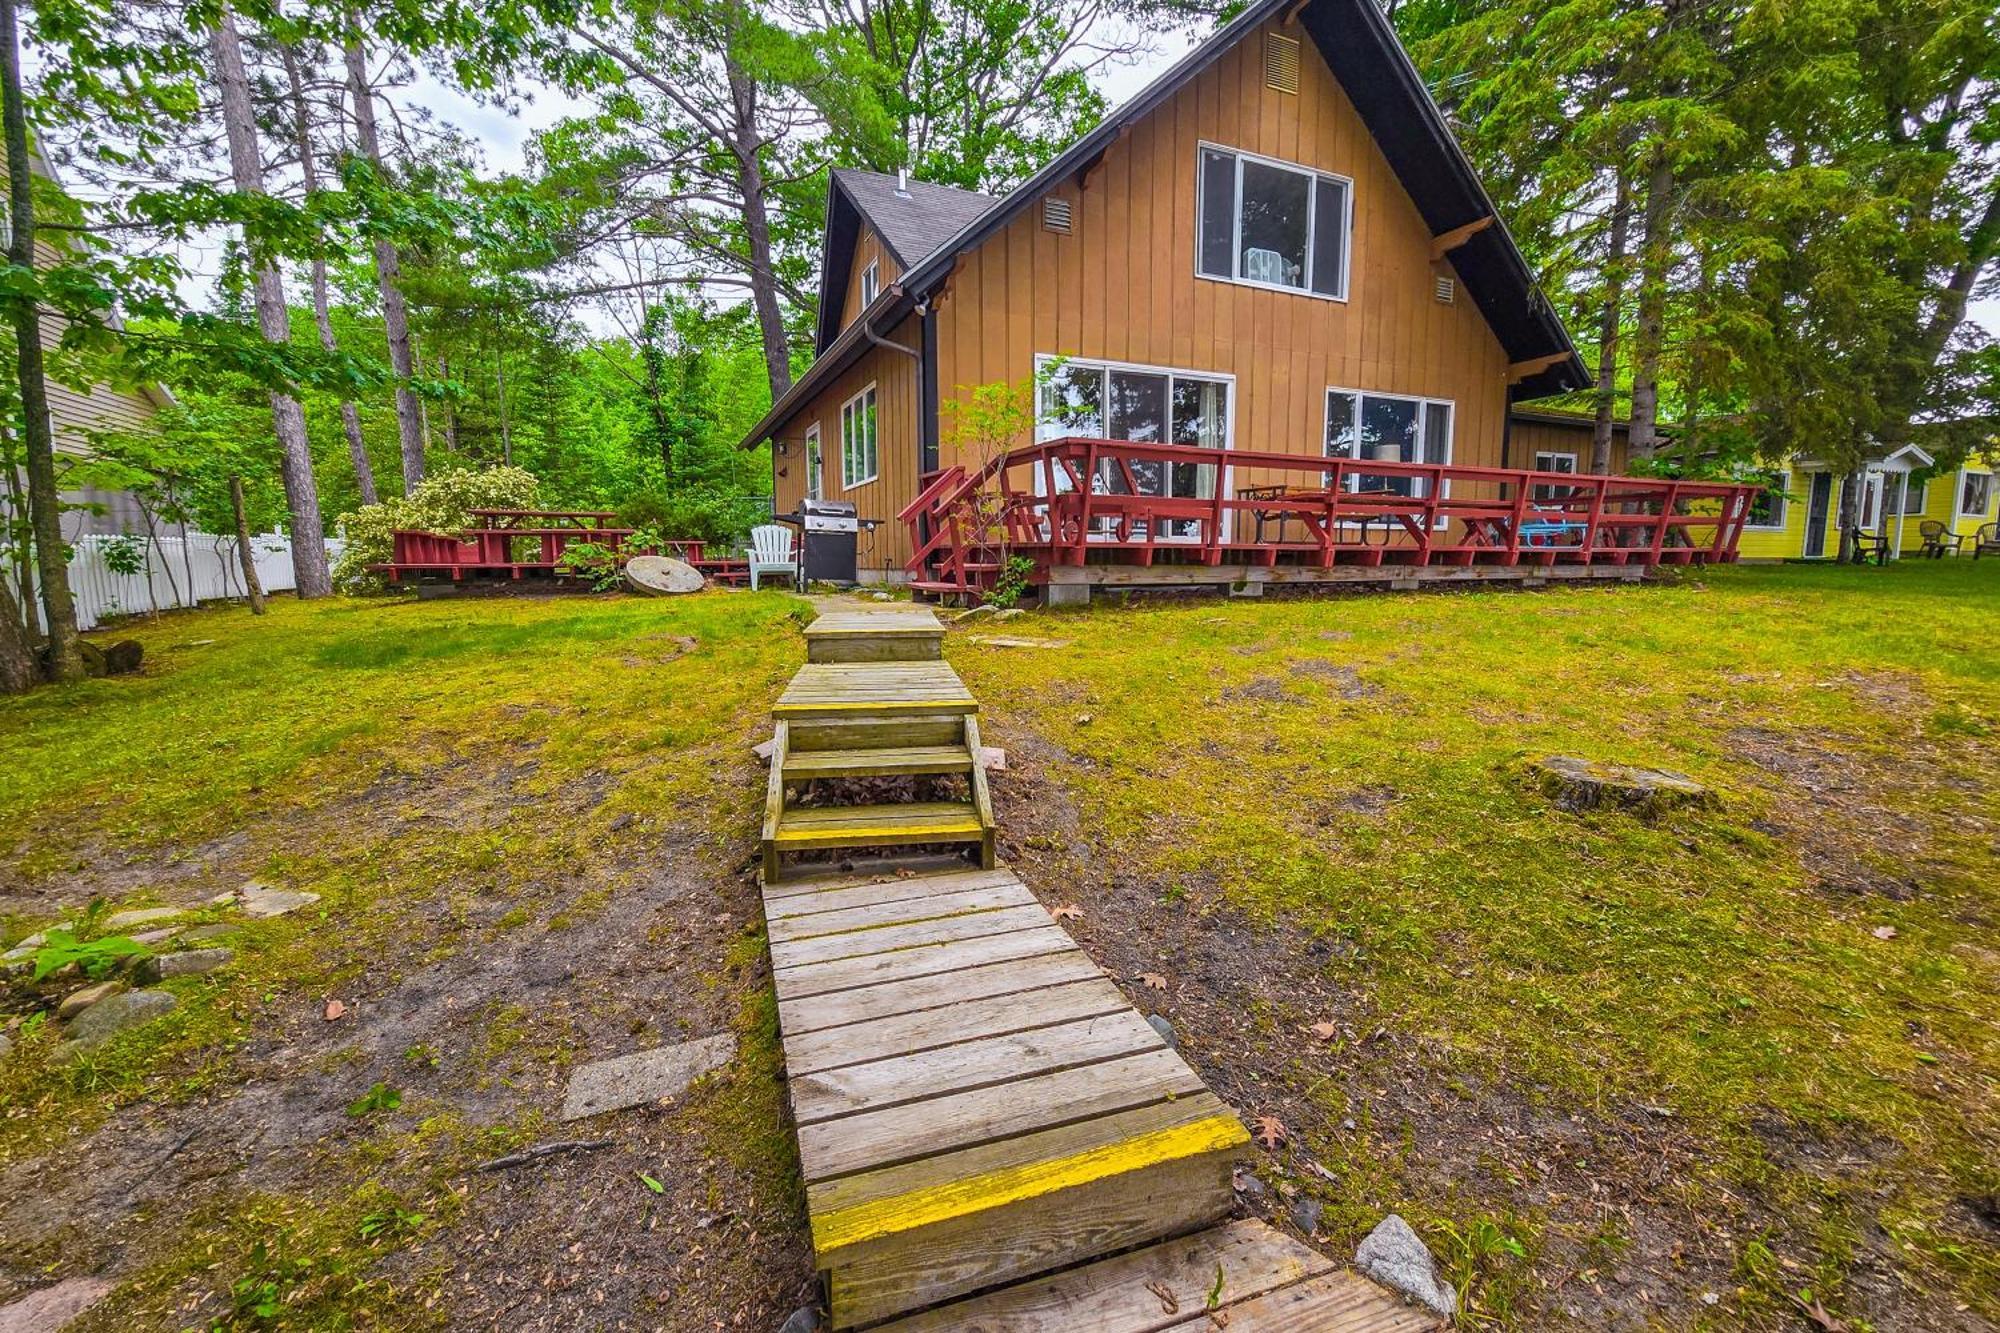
[860, 257, 880, 306]
[1197, 144, 1349, 300]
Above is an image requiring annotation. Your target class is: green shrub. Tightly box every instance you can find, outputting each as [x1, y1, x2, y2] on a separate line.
[617, 487, 771, 549]
[332, 466, 544, 593]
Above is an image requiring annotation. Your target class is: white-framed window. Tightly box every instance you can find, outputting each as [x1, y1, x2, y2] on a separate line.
[804, 422, 822, 499]
[1531, 451, 1578, 502]
[860, 257, 879, 306]
[1324, 388, 1452, 498]
[1197, 143, 1351, 300]
[1960, 469, 1993, 520]
[1744, 468, 1788, 529]
[1034, 353, 1233, 539]
[841, 385, 878, 488]
[1891, 474, 1926, 516]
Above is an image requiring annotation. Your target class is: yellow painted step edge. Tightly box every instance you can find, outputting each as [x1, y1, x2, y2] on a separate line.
[810, 1112, 1249, 1256]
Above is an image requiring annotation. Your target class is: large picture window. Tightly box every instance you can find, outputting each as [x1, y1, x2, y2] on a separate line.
[841, 385, 877, 488]
[1324, 388, 1451, 497]
[1198, 145, 1350, 299]
[1036, 355, 1232, 539]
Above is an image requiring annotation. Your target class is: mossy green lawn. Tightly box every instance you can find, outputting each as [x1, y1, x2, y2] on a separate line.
[952, 559, 1997, 1325]
[0, 563, 1993, 1329]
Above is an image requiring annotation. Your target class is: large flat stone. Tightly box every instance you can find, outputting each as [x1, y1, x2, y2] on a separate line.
[240, 885, 320, 918]
[560, 1033, 736, 1121]
[102, 907, 185, 932]
[62, 989, 177, 1048]
[0, 1276, 115, 1333]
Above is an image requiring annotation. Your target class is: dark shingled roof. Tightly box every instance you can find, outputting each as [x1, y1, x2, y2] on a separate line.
[831, 168, 995, 268]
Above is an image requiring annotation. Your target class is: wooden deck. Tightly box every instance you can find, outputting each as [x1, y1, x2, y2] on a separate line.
[757, 605, 1444, 1329]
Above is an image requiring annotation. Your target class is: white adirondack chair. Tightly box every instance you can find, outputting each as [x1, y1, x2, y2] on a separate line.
[746, 523, 799, 591]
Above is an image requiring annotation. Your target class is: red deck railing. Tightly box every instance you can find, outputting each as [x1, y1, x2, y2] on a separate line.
[902, 438, 1761, 595]
[369, 509, 750, 584]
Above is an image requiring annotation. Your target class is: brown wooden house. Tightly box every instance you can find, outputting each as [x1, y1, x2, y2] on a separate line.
[741, 0, 1753, 597]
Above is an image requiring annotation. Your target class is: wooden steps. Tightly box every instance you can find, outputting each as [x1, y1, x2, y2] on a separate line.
[765, 863, 1249, 1327]
[784, 745, 976, 778]
[762, 607, 995, 882]
[873, 1218, 1442, 1332]
[807, 610, 946, 663]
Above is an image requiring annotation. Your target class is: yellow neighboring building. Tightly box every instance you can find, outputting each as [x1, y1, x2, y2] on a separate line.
[1731, 445, 2000, 561]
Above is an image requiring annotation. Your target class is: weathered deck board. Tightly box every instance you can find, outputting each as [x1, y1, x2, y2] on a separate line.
[782, 976, 1129, 1073]
[765, 881, 1037, 944]
[769, 902, 1051, 970]
[771, 924, 1079, 1001]
[806, 610, 947, 663]
[872, 1220, 1441, 1333]
[777, 949, 1109, 1033]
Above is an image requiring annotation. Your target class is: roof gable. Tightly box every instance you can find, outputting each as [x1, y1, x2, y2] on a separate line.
[890, 0, 1585, 396]
[816, 170, 993, 353]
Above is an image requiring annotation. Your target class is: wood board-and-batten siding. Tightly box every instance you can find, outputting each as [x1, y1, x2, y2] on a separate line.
[840, 228, 902, 331]
[775, 15, 1520, 575]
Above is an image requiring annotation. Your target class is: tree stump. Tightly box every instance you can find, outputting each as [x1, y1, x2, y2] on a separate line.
[1529, 755, 1716, 818]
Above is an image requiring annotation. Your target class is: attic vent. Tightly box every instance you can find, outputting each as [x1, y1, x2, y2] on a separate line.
[1434, 274, 1457, 304]
[1042, 196, 1073, 234]
[1264, 33, 1301, 94]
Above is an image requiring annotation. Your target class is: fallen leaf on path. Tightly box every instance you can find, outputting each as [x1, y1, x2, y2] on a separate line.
[1252, 1115, 1288, 1149]
[1307, 1021, 1339, 1041]
[1790, 1291, 1849, 1332]
[323, 1000, 346, 1022]
[1138, 972, 1168, 991]
[1145, 1279, 1179, 1314]
[1052, 904, 1084, 921]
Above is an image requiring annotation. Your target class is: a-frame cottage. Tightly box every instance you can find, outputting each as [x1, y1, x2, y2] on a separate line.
[740, 0, 1757, 601]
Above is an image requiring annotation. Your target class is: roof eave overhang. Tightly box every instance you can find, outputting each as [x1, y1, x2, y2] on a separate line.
[741, 286, 917, 450]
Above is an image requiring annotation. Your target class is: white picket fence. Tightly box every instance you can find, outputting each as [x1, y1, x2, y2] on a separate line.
[36, 532, 345, 631]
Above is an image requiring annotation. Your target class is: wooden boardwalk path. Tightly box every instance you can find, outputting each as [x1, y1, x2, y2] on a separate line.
[759, 604, 1441, 1330]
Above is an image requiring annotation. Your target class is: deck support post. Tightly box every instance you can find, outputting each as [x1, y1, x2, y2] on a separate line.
[1045, 580, 1091, 607]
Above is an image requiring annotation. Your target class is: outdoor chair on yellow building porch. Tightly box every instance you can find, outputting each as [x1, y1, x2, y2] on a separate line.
[1975, 522, 2000, 560]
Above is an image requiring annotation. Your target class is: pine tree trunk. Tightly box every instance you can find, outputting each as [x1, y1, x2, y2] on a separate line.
[345, 38, 425, 490]
[1, 0, 79, 679]
[1591, 167, 1631, 475]
[1627, 152, 1674, 460]
[728, 61, 793, 399]
[284, 42, 376, 506]
[210, 5, 331, 598]
[231, 475, 267, 614]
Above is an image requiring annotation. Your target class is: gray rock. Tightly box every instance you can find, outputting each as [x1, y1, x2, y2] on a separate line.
[1145, 1013, 1177, 1047]
[560, 1033, 737, 1121]
[1291, 1197, 1325, 1236]
[776, 1306, 820, 1333]
[0, 1276, 115, 1331]
[138, 948, 233, 982]
[62, 988, 177, 1048]
[240, 886, 320, 918]
[951, 605, 996, 622]
[57, 980, 126, 1021]
[174, 924, 238, 944]
[1355, 1214, 1457, 1317]
[991, 606, 1026, 621]
[1529, 756, 1716, 819]
[102, 906, 184, 932]
[129, 927, 179, 946]
[0, 1034, 12, 1061]
[1232, 1169, 1270, 1202]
